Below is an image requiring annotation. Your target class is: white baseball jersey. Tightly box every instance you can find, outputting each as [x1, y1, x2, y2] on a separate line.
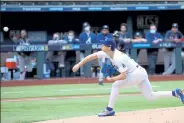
[95, 49, 138, 73]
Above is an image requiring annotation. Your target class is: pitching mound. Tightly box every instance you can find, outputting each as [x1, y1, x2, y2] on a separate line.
[35, 106, 184, 123]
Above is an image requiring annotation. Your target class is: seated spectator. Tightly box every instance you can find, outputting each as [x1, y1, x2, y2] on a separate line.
[163, 23, 183, 75]
[132, 32, 147, 58]
[117, 23, 131, 55]
[46, 33, 66, 77]
[64, 30, 80, 77]
[79, 22, 97, 75]
[16, 30, 34, 80]
[146, 24, 163, 75]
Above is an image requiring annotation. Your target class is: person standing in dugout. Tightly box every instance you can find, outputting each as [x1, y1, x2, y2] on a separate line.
[16, 30, 33, 80]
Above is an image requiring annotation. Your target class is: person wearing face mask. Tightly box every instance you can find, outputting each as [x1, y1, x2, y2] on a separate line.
[79, 22, 97, 44]
[146, 24, 163, 75]
[163, 23, 183, 75]
[47, 33, 66, 77]
[62, 31, 79, 77]
[95, 25, 113, 85]
[64, 31, 79, 44]
[79, 22, 97, 76]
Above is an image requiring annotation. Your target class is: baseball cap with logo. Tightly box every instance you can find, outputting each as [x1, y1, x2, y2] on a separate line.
[135, 32, 142, 37]
[101, 38, 116, 51]
[83, 22, 90, 28]
[172, 23, 178, 28]
[102, 25, 109, 30]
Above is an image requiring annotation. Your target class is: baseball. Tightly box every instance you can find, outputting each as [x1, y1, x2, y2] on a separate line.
[3, 27, 9, 32]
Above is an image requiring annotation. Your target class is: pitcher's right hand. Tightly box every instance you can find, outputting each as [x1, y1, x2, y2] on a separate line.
[72, 64, 80, 72]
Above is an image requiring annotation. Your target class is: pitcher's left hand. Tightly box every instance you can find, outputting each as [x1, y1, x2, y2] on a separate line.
[106, 76, 114, 82]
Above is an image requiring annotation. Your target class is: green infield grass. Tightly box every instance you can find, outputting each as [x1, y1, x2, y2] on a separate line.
[1, 81, 184, 99]
[1, 81, 184, 123]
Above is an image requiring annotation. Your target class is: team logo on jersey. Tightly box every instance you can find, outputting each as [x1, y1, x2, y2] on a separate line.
[113, 65, 118, 70]
[122, 63, 126, 68]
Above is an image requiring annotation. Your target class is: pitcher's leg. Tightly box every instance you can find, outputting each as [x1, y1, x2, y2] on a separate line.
[138, 78, 174, 101]
[108, 80, 128, 108]
[98, 70, 104, 85]
[98, 79, 127, 117]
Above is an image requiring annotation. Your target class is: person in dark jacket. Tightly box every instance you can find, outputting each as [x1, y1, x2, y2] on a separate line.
[96, 25, 113, 43]
[163, 23, 183, 75]
[64, 30, 80, 77]
[79, 22, 97, 44]
[146, 24, 163, 75]
[79, 22, 96, 76]
[118, 23, 131, 55]
[132, 31, 147, 60]
[16, 30, 33, 80]
[46, 32, 66, 77]
[64, 31, 79, 44]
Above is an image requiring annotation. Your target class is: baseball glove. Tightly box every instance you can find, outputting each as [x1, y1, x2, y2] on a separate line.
[101, 58, 116, 78]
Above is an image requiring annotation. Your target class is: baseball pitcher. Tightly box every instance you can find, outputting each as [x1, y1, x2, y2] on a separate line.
[72, 38, 184, 117]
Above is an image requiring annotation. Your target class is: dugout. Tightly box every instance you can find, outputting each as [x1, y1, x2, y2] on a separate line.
[1, 4, 184, 75]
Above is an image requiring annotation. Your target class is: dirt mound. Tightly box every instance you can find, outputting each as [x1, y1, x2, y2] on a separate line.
[35, 106, 184, 123]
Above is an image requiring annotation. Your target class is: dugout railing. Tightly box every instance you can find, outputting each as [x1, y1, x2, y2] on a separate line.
[0, 42, 183, 79]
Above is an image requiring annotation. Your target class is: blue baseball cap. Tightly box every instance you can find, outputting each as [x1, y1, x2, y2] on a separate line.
[101, 38, 116, 51]
[135, 32, 142, 37]
[172, 23, 178, 28]
[102, 25, 109, 30]
[83, 22, 90, 28]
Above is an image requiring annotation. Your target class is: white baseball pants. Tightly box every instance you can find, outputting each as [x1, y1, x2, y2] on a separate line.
[108, 66, 172, 108]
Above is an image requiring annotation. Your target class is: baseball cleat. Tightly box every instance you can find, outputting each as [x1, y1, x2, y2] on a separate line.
[99, 83, 104, 86]
[175, 88, 184, 104]
[98, 81, 104, 86]
[98, 109, 115, 117]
